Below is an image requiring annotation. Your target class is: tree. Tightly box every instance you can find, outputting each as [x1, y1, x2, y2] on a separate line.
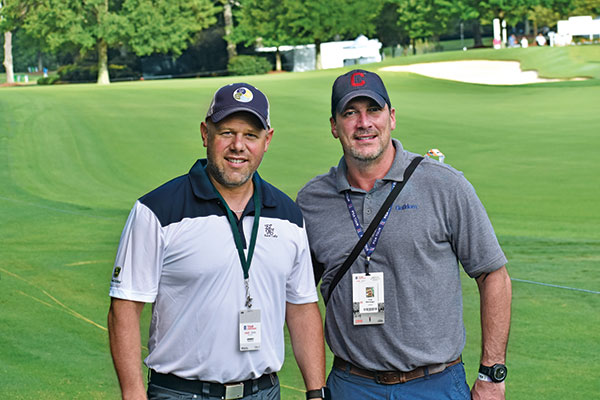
[450, 0, 486, 47]
[395, 0, 454, 55]
[222, 0, 237, 60]
[2, 30, 13, 83]
[24, 0, 218, 84]
[285, 0, 382, 69]
[478, 0, 535, 28]
[0, 0, 28, 85]
[531, 0, 600, 34]
[230, 0, 297, 71]
[527, 1, 561, 35]
[231, 0, 380, 71]
[375, 1, 410, 56]
[569, 0, 600, 17]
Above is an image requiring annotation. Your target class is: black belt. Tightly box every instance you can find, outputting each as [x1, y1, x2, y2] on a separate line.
[149, 370, 277, 399]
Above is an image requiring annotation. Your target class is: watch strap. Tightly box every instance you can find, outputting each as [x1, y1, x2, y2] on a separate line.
[479, 364, 493, 376]
[477, 372, 493, 382]
[306, 387, 330, 399]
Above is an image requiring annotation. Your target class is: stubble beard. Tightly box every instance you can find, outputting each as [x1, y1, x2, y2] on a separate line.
[346, 134, 388, 164]
[206, 152, 253, 189]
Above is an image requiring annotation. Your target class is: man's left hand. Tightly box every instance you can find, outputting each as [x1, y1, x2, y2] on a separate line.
[471, 379, 505, 400]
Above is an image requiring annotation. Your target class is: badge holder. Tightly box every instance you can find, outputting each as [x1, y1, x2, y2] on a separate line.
[352, 271, 385, 325]
[239, 279, 261, 351]
[239, 308, 261, 351]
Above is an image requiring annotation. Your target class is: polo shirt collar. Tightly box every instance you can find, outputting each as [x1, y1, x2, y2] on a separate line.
[335, 138, 406, 193]
[188, 159, 277, 207]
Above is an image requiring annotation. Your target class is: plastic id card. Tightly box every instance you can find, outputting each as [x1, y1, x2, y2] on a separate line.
[352, 272, 385, 325]
[239, 308, 261, 351]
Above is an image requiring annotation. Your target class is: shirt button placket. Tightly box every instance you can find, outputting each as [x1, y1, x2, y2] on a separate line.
[364, 193, 373, 224]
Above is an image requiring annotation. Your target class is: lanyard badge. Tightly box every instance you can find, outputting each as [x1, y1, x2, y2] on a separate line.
[211, 174, 262, 351]
[240, 279, 261, 350]
[239, 308, 261, 351]
[345, 189, 393, 325]
[352, 272, 385, 325]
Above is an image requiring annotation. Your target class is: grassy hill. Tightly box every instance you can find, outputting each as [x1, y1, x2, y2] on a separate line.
[1, 45, 599, 399]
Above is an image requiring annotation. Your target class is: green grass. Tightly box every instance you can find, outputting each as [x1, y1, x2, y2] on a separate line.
[379, 45, 600, 79]
[1, 46, 599, 399]
[438, 36, 494, 51]
[0, 71, 52, 85]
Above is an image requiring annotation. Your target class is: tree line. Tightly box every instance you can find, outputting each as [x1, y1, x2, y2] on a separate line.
[1, 0, 598, 85]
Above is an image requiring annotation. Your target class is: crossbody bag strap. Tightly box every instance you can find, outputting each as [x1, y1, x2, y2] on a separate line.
[325, 156, 423, 304]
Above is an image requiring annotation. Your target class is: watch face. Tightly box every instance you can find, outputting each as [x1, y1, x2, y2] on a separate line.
[492, 365, 507, 381]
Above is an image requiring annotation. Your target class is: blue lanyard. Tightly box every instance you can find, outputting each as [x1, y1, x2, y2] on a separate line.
[344, 183, 395, 274]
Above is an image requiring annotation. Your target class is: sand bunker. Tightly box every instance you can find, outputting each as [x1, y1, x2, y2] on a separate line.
[380, 60, 586, 85]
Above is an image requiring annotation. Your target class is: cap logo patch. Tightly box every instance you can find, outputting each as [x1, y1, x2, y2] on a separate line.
[233, 87, 253, 103]
[351, 72, 366, 87]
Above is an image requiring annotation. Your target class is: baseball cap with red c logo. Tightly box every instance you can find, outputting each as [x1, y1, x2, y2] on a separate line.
[331, 69, 391, 117]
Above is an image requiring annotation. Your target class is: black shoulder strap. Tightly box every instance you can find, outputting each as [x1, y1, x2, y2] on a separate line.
[324, 156, 423, 304]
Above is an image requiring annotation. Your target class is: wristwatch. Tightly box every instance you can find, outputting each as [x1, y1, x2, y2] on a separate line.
[306, 387, 331, 400]
[479, 364, 507, 383]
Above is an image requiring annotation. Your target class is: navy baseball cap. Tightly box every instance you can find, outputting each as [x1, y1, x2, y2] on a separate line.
[206, 83, 271, 129]
[331, 69, 391, 117]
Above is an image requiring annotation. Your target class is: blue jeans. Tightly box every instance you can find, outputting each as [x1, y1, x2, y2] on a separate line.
[147, 379, 280, 400]
[327, 362, 470, 400]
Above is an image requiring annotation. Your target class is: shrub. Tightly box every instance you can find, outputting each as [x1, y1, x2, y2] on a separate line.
[108, 64, 139, 80]
[37, 76, 60, 85]
[56, 63, 139, 83]
[227, 55, 272, 76]
[57, 64, 96, 82]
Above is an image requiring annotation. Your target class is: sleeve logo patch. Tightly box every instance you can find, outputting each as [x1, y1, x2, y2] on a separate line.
[111, 266, 122, 284]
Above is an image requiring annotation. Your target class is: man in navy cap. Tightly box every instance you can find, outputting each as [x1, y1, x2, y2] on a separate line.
[297, 70, 512, 399]
[108, 83, 328, 400]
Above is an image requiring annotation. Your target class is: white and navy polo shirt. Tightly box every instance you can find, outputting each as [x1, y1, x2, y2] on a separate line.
[110, 159, 318, 383]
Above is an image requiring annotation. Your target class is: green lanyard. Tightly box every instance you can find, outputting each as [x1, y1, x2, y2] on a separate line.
[212, 174, 262, 282]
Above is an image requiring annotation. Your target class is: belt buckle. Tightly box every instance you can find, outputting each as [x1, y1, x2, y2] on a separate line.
[375, 372, 401, 385]
[224, 383, 244, 399]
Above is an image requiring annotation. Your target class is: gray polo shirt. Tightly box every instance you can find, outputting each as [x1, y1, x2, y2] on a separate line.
[296, 139, 507, 372]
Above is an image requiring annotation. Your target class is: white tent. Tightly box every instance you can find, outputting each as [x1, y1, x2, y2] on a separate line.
[555, 16, 600, 45]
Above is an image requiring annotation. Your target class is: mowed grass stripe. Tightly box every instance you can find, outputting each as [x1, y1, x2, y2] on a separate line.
[1, 46, 599, 399]
[511, 278, 600, 294]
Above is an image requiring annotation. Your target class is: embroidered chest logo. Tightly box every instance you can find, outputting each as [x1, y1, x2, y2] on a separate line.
[264, 223, 278, 238]
[396, 204, 418, 211]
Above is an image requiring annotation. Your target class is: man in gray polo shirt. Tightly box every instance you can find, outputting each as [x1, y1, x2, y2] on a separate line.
[296, 70, 512, 400]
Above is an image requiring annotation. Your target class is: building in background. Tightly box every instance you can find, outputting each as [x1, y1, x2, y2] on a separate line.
[256, 35, 382, 72]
